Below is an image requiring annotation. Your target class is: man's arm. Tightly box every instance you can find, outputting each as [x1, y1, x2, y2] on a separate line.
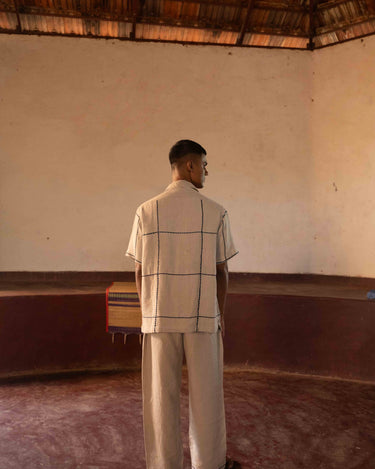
[216, 261, 228, 337]
[135, 262, 142, 308]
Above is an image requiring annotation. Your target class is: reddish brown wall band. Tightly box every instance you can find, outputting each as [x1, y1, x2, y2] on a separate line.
[0, 294, 141, 375]
[1, 286, 375, 381]
[224, 293, 375, 381]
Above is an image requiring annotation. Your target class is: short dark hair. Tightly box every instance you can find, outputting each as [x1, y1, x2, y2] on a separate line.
[169, 140, 207, 165]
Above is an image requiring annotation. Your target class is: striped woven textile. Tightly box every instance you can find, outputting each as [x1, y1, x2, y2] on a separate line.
[106, 282, 142, 342]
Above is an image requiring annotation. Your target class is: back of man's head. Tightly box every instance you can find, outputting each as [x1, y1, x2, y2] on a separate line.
[169, 140, 207, 166]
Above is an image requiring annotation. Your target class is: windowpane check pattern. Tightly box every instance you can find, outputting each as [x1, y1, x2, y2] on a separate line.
[126, 180, 238, 333]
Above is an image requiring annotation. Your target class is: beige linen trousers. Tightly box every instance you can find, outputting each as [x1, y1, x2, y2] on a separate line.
[142, 331, 227, 469]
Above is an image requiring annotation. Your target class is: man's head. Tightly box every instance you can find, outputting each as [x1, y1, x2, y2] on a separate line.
[169, 139, 208, 189]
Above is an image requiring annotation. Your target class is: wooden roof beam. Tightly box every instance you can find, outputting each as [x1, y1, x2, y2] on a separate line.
[132, 0, 146, 39]
[308, 0, 316, 50]
[236, 0, 255, 45]
[317, 0, 365, 10]
[0, 4, 253, 35]
[130, 0, 138, 39]
[316, 14, 375, 35]
[255, 1, 306, 12]
[166, 0, 306, 12]
[0, 8, 309, 40]
[364, 0, 375, 15]
[13, 0, 22, 32]
[0, 7, 134, 24]
[133, 17, 307, 37]
[3, 0, 308, 21]
[3, 4, 134, 21]
[248, 24, 308, 37]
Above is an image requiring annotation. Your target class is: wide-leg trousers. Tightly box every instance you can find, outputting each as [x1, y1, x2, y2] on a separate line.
[142, 331, 227, 469]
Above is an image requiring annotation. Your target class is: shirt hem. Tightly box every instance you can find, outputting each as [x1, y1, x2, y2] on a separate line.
[216, 250, 239, 264]
[125, 251, 142, 264]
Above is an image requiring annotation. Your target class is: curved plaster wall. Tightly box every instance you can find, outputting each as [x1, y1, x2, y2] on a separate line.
[0, 34, 374, 276]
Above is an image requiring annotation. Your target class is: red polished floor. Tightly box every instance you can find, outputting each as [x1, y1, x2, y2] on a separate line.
[1, 369, 374, 469]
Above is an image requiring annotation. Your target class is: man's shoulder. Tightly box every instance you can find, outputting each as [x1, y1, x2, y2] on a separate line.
[199, 193, 226, 216]
[136, 188, 226, 217]
[136, 189, 169, 214]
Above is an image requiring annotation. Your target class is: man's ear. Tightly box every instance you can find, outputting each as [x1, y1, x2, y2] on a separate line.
[186, 159, 194, 172]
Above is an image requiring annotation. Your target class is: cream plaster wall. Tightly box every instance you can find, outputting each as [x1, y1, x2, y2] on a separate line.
[0, 35, 313, 273]
[1, 34, 373, 275]
[311, 36, 375, 277]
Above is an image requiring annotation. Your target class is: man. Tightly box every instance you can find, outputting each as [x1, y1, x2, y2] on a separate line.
[126, 140, 240, 469]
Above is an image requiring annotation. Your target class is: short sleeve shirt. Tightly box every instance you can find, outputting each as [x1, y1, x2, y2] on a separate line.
[126, 179, 238, 333]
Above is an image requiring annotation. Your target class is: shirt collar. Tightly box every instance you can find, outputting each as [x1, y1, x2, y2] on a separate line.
[165, 179, 199, 193]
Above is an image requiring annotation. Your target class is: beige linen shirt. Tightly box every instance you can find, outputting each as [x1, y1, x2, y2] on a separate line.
[126, 179, 238, 333]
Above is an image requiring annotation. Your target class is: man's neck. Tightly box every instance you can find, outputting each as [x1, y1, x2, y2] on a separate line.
[172, 174, 190, 183]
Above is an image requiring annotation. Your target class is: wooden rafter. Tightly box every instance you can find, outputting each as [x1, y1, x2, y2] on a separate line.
[1, 0, 375, 48]
[308, 0, 315, 50]
[0, 6, 134, 25]
[317, 0, 366, 10]
[1, 0, 306, 14]
[0, 6, 309, 39]
[255, 1, 306, 13]
[247, 24, 308, 37]
[13, 0, 22, 32]
[315, 29, 375, 49]
[363, 0, 375, 15]
[316, 14, 375, 35]
[166, 0, 306, 12]
[236, 0, 255, 45]
[131, 0, 137, 39]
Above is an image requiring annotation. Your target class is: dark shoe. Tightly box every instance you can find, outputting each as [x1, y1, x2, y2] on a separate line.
[225, 459, 242, 469]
